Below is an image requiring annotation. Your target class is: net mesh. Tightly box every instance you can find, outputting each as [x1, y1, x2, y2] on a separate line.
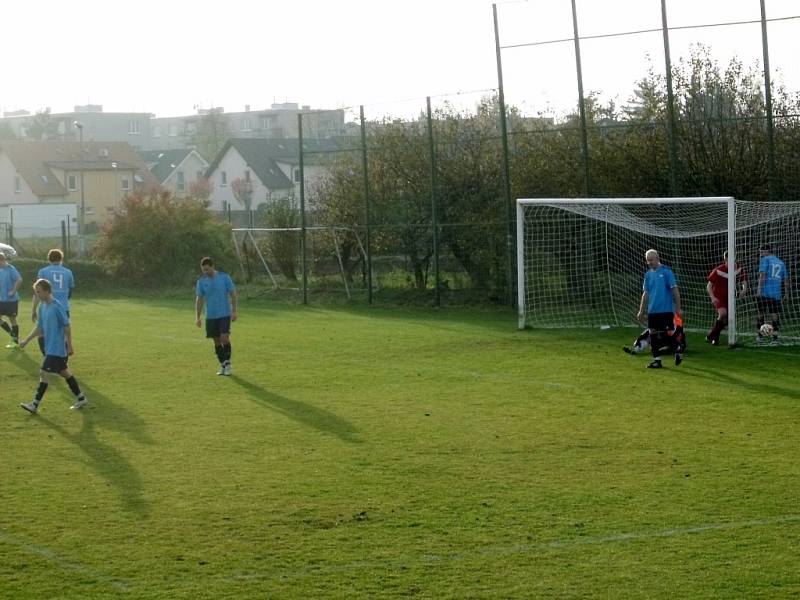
[519, 199, 799, 345]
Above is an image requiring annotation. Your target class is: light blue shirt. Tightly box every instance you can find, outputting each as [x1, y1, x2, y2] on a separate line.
[37, 264, 75, 310]
[643, 264, 677, 314]
[0, 264, 21, 302]
[38, 298, 70, 357]
[759, 255, 788, 300]
[196, 271, 236, 319]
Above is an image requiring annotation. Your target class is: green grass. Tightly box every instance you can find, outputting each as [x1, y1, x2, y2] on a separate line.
[2, 299, 799, 598]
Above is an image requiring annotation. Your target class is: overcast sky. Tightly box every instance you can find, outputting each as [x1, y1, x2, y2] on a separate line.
[1, 0, 797, 120]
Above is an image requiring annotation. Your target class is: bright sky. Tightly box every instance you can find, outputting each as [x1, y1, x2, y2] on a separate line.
[1, 0, 798, 120]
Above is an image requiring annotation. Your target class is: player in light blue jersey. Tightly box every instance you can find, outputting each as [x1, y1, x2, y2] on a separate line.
[31, 249, 75, 355]
[195, 256, 238, 375]
[0, 251, 23, 348]
[18, 279, 87, 414]
[636, 249, 684, 369]
[756, 243, 789, 344]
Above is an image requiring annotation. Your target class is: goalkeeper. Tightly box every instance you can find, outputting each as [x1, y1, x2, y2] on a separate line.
[636, 249, 684, 369]
[624, 314, 686, 355]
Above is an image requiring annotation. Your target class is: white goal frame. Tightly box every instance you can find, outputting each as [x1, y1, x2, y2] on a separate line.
[516, 197, 738, 344]
[232, 226, 371, 299]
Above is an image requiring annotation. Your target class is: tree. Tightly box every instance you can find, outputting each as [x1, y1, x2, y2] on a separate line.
[24, 109, 59, 141]
[194, 110, 231, 161]
[0, 121, 16, 140]
[95, 189, 234, 284]
[230, 177, 254, 212]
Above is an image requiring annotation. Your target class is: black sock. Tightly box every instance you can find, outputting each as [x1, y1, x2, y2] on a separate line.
[11, 325, 19, 341]
[35, 382, 49, 402]
[223, 343, 232, 363]
[214, 344, 225, 363]
[65, 376, 83, 397]
[0, 320, 10, 334]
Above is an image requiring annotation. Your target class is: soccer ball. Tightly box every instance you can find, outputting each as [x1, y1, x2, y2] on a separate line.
[759, 323, 774, 337]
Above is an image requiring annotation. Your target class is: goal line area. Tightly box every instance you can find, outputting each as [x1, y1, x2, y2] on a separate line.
[516, 198, 799, 346]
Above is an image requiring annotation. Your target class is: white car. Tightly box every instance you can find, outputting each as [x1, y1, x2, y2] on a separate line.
[0, 242, 17, 259]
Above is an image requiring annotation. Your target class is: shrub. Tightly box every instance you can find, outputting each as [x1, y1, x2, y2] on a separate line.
[95, 189, 235, 285]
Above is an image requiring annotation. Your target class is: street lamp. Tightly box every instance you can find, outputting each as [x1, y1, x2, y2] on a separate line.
[74, 120, 86, 258]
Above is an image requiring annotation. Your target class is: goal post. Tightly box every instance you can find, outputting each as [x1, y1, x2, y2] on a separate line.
[232, 226, 373, 298]
[516, 197, 799, 346]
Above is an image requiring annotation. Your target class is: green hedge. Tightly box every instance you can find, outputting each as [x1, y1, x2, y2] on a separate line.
[10, 258, 113, 292]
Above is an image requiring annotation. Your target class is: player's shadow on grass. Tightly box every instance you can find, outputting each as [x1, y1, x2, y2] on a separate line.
[7, 349, 154, 447]
[676, 363, 800, 401]
[229, 375, 362, 444]
[35, 412, 150, 517]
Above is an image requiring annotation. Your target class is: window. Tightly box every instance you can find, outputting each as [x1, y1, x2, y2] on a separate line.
[68, 174, 77, 191]
[242, 118, 251, 132]
[14, 176, 21, 193]
[169, 124, 178, 137]
[186, 122, 197, 135]
[153, 125, 161, 137]
[294, 169, 301, 183]
[176, 171, 185, 192]
[220, 171, 227, 186]
[121, 177, 131, 191]
[129, 120, 141, 135]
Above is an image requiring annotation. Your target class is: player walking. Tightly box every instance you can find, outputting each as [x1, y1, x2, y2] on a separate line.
[195, 257, 237, 375]
[19, 279, 88, 413]
[636, 249, 684, 369]
[0, 251, 22, 349]
[31, 249, 75, 355]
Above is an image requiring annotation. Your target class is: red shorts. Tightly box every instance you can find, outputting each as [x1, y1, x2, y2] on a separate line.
[712, 299, 728, 311]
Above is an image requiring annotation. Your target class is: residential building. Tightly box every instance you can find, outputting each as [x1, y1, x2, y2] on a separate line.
[152, 103, 346, 157]
[0, 141, 158, 227]
[1, 106, 154, 150]
[204, 138, 342, 212]
[139, 149, 209, 196]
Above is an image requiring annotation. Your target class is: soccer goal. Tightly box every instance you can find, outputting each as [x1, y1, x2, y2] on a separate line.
[517, 198, 800, 346]
[232, 226, 373, 299]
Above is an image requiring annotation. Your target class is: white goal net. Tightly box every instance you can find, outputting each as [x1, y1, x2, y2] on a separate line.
[517, 198, 799, 346]
[232, 226, 372, 298]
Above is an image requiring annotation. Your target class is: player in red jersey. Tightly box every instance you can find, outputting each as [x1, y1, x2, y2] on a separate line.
[705, 251, 747, 345]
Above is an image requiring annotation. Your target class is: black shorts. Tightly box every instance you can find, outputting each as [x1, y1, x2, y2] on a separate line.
[42, 355, 69, 374]
[205, 316, 231, 339]
[0, 301, 18, 317]
[757, 297, 781, 315]
[647, 312, 675, 334]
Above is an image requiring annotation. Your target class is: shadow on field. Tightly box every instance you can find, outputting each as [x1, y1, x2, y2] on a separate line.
[7, 348, 155, 446]
[8, 348, 152, 516]
[675, 363, 800, 401]
[229, 375, 361, 444]
[35, 412, 150, 517]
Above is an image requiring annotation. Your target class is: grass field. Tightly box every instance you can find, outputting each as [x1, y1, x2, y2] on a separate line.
[2, 298, 799, 598]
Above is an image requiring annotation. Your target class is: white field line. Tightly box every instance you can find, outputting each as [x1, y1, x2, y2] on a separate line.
[0, 529, 130, 592]
[225, 514, 800, 582]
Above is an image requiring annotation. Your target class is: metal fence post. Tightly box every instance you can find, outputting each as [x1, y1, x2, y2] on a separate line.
[760, 0, 777, 201]
[298, 113, 308, 305]
[570, 0, 591, 197]
[493, 3, 515, 307]
[426, 97, 441, 306]
[360, 105, 374, 305]
[661, 0, 680, 196]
